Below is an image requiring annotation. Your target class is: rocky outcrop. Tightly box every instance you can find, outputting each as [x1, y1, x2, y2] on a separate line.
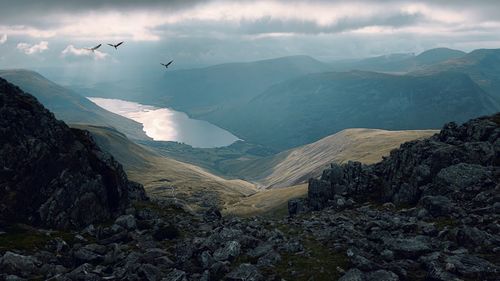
[287, 113, 499, 280]
[300, 113, 499, 211]
[0, 78, 146, 229]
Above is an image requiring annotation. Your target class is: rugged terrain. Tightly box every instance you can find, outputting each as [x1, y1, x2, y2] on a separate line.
[289, 113, 500, 280]
[0, 78, 146, 229]
[1, 75, 498, 280]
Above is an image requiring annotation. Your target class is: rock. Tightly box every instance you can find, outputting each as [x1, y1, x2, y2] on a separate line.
[0, 78, 147, 229]
[65, 263, 98, 280]
[247, 243, 273, 258]
[153, 223, 180, 241]
[225, 263, 263, 281]
[115, 214, 137, 230]
[199, 251, 214, 269]
[420, 196, 455, 217]
[380, 249, 394, 261]
[288, 198, 307, 216]
[436, 163, 493, 192]
[73, 244, 105, 264]
[0, 252, 40, 277]
[384, 236, 432, 258]
[210, 261, 230, 279]
[339, 268, 365, 281]
[139, 263, 161, 281]
[213, 241, 241, 261]
[203, 207, 222, 222]
[257, 251, 281, 268]
[366, 270, 399, 281]
[444, 254, 499, 279]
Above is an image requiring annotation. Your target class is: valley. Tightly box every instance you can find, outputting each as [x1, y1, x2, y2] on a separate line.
[2, 48, 499, 216]
[2, 2, 500, 280]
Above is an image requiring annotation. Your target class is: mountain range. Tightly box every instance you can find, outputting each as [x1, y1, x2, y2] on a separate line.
[65, 48, 500, 151]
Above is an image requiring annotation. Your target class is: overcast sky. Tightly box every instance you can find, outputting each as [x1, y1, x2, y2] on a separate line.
[1, 0, 500, 71]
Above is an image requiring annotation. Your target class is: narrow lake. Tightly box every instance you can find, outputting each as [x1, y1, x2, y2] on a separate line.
[88, 97, 240, 148]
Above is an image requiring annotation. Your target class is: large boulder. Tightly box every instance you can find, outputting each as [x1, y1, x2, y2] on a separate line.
[0, 78, 147, 229]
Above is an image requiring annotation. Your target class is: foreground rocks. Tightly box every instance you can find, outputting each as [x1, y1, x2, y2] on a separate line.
[0, 78, 146, 229]
[0, 200, 308, 280]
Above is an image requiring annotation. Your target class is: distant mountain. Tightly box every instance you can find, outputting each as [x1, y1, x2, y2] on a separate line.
[0, 70, 150, 140]
[415, 48, 500, 102]
[0, 77, 146, 229]
[210, 70, 498, 150]
[330, 48, 466, 73]
[75, 55, 331, 117]
[415, 48, 466, 65]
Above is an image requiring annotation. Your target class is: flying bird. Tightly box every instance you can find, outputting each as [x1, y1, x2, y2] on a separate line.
[108, 41, 124, 49]
[161, 60, 174, 69]
[85, 44, 102, 52]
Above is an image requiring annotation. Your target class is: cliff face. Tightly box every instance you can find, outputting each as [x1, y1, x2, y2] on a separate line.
[0, 78, 146, 229]
[302, 113, 499, 211]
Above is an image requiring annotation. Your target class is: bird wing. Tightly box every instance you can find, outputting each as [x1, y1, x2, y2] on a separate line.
[160, 63, 166, 66]
[107, 43, 114, 47]
[116, 42, 124, 47]
[166, 60, 173, 67]
[92, 44, 102, 51]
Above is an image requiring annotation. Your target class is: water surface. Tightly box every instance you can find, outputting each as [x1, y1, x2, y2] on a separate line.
[88, 97, 240, 148]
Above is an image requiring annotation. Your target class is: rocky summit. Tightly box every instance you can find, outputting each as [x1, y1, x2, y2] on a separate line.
[289, 113, 500, 280]
[0, 78, 146, 229]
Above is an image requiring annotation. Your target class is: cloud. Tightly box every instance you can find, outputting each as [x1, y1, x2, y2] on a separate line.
[0, 34, 6, 44]
[1, 1, 499, 41]
[16, 41, 49, 54]
[61, 44, 108, 60]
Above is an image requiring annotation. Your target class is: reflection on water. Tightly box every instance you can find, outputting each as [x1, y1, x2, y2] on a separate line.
[88, 97, 240, 148]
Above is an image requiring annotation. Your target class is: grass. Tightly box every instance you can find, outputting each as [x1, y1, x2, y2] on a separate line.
[432, 217, 457, 230]
[271, 224, 348, 281]
[224, 184, 308, 218]
[0, 224, 74, 252]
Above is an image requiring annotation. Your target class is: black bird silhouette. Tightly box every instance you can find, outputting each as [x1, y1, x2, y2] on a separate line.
[161, 60, 174, 69]
[85, 44, 102, 52]
[108, 41, 124, 49]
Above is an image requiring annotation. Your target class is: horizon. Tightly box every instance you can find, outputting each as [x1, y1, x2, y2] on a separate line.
[1, 1, 500, 70]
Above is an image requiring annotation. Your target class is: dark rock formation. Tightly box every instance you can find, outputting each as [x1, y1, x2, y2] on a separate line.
[300, 113, 499, 211]
[288, 113, 499, 280]
[0, 78, 146, 229]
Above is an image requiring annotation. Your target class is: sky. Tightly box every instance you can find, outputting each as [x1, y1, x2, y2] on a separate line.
[1, 0, 500, 75]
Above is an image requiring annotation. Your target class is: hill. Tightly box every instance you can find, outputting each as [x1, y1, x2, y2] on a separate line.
[330, 48, 466, 73]
[0, 77, 145, 229]
[415, 48, 500, 102]
[209, 70, 498, 150]
[230, 128, 437, 188]
[72, 124, 257, 210]
[0, 69, 150, 140]
[75, 55, 331, 117]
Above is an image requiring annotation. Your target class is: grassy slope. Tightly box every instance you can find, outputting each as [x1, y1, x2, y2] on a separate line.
[72, 125, 436, 217]
[233, 128, 438, 189]
[224, 184, 308, 217]
[72, 124, 257, 210]
[225, 129, 437, 217]
[0, 69, 150, 140]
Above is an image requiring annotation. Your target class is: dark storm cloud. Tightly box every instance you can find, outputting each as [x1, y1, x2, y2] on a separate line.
[239, 12, 424, 35]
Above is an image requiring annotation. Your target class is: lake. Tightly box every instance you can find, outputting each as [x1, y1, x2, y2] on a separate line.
[88, 97, 240, 148]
